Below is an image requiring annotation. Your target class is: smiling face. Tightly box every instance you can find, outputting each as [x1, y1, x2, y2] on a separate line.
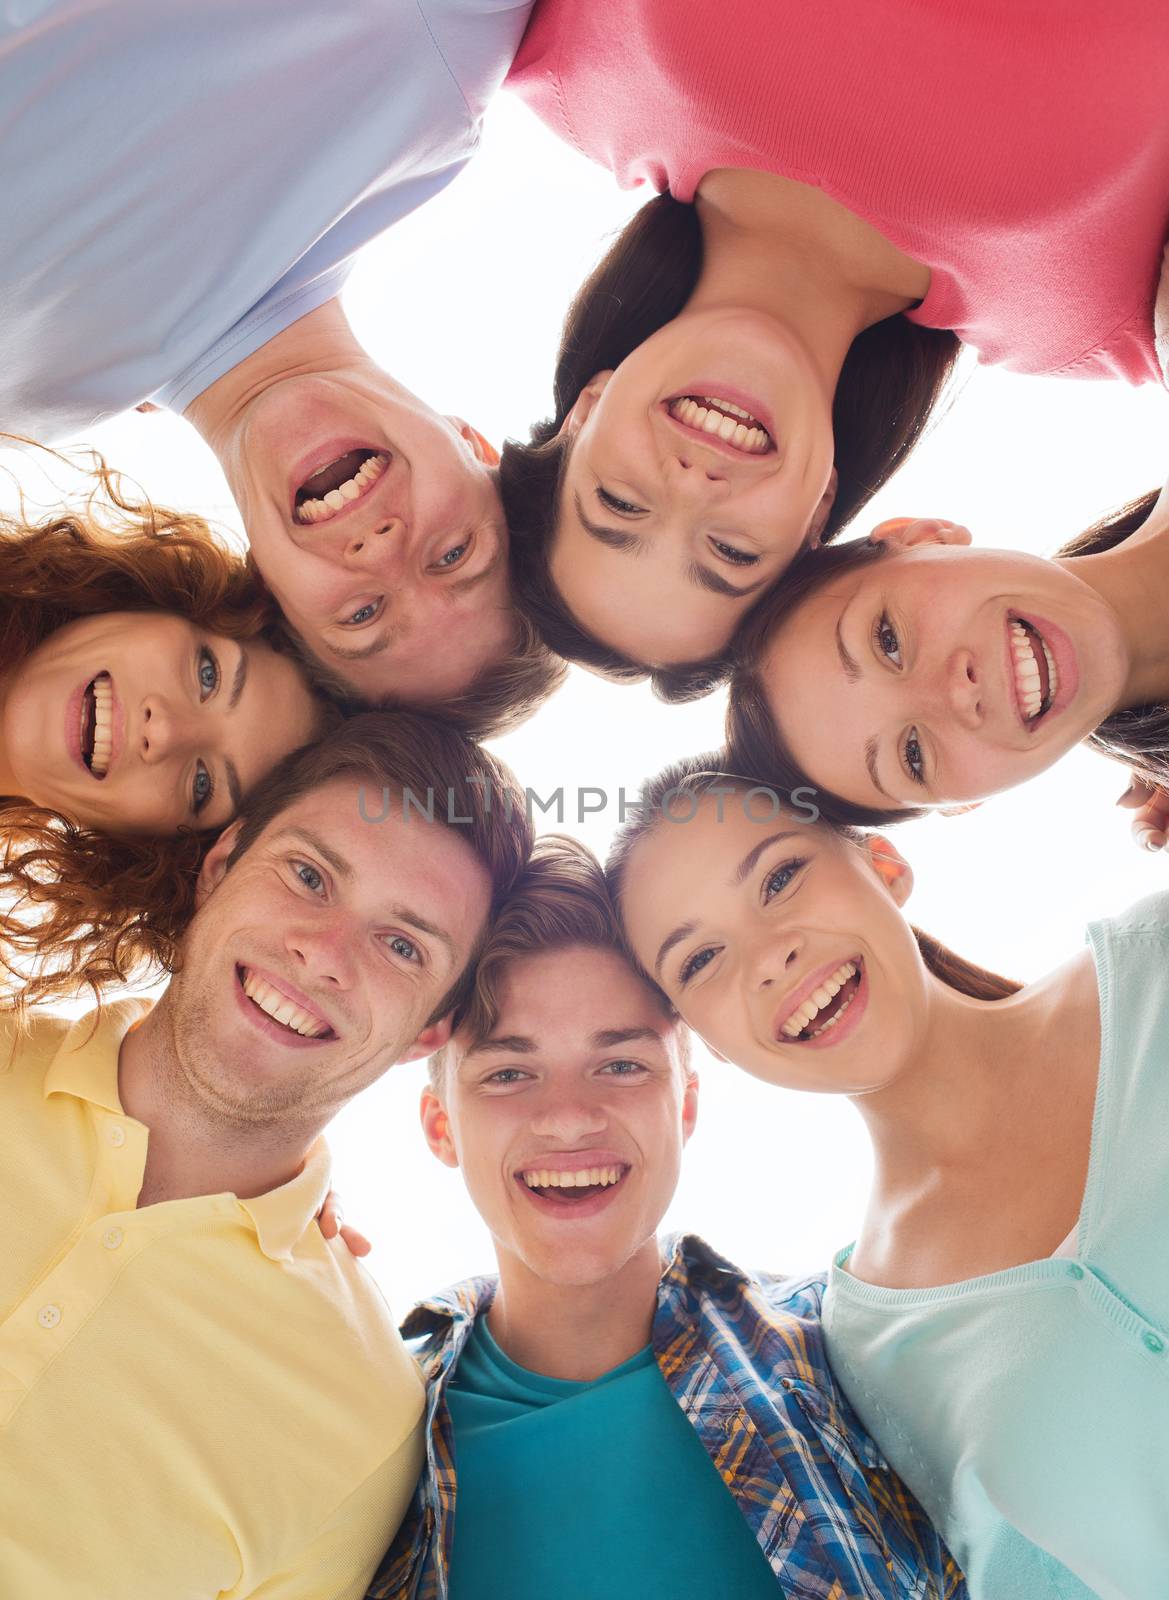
[164, 776, 492, 1128]
[0, 612, 322, 835]
[552, 308, 837, 667]
[620, 794, 929, 1093]
[761, 543, 1128, 809]
[217, 368, 516, 702]
[424, 945, 695, 1289]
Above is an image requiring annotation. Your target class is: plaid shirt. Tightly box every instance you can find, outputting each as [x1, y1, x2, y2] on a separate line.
[368, 1235, 966, 1600]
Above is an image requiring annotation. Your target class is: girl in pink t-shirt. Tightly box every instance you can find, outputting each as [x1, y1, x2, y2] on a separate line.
[500, 0, 1169, 691]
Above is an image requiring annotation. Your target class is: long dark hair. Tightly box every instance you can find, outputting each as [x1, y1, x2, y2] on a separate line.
[725, 489, 1166, 823]
[500, 192, 961, 699]
[605, 756, 1019, 1002]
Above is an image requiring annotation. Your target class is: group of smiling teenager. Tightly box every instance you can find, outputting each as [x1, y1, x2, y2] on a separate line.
[2, 0, 1168, 1597]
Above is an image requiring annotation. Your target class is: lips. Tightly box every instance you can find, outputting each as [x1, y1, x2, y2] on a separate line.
[235, 964, 336, 1044]
[773, 957, 867, 1049]
[69, 671, 122, 778]
[666, 394, 773, 455]
[1007, 617, 1057, 724]
[514, 1154, 631, 1216]
[294, 448, 389, 526]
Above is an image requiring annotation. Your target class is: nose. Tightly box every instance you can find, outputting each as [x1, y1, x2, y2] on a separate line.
[528, 1090, 609, 1145]
[747, 928, 803, 993]
[663, 450, 729, 504]
[343, 518, 407, 568]
[284, 916, 356, 991]
[941, 648, 983, 730]
[139, 698, 188, 763]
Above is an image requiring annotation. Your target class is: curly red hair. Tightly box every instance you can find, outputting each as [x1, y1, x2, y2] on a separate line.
[0, 442, 336, 1015]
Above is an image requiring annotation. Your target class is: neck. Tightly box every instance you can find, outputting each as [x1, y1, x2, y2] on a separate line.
[184, 297, 383, 459]
[692, 171, 929, 399]
[1057, 481, 1169, 709]
[848, 973, 1062, 1190]
[118, 997, 317, 1207]
[486, 1236, 662, 1382]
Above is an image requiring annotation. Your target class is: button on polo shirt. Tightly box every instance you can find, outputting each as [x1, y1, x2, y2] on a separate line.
[0, 1003, 424, 1599]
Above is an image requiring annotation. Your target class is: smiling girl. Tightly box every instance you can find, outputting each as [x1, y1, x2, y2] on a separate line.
[726, 486, 1169, 825]
[501, 0, 1169, 692]
[610, 756, 1169, 1599]
[0, 456, 337, 1007]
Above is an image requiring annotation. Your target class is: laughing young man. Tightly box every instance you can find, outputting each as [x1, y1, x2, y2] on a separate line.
[0, 713, 531, 1599]
[0, 1, 562, 724]
[371, 836, 964, 1600]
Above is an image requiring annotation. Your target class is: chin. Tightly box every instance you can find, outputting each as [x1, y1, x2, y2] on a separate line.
[522, 1245, 631, 1290]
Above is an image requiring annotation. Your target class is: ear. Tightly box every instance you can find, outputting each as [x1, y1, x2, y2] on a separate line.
[865, 835, 914, 907]
[867, 516, 972, 551]
[448, 418, 500, 468]
[805, 468, 839, 548]
[680, 1072, 699, 1146]
[938, 800, 983, 818]
[556, 371, 614, 439]
[194, 817, 246, 908]
[396, 1014, 453, 1065]
[420, 1086, 460, 1169]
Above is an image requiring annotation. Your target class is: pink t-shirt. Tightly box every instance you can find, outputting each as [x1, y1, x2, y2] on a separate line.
[508, 0, 1169, 384]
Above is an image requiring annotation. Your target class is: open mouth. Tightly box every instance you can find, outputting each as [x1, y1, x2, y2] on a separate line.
[778, 959, 862, 1042]
[237, 965, 336, 1041]
[80, 672, 114, 778]
[295, 449, 388, 525]
[666, 394, 774, 455]
[519, 1163, 628, 1204]
[1009, 616, 1058, 725]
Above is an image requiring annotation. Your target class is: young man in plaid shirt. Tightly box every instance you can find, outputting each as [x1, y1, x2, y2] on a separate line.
[369, 835, 964, 1600]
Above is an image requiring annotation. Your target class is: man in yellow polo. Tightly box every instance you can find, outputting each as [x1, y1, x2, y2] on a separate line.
[0, 712, 530, 1600]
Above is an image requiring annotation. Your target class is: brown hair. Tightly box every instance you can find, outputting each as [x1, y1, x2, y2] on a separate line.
[726, 490, 1167, 824]
[0, 450, 340, 1015]
[224, 710, 533, 1026]
[605, 755, 1019, 1003]
[429, 832, 685, 1085]
[500, 191, 961, 696]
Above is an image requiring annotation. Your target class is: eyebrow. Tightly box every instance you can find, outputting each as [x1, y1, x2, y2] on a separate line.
[224, 759, 242, 816]
[229, 645, 249, 709]
[592, 1026, 662, 1048]
[465, 1033, 536, 1057]
[325, 627, 398, 663]
[575, 494, 770, 601]
[575, 494, 643, 555]
[388, 904, 455, 961]
[734, 830, 801, 884]
[654, 920, 696, 979]
[864, 736, 894, 801]
[277, 826, 355, 879]
[835, 613, 861, 682]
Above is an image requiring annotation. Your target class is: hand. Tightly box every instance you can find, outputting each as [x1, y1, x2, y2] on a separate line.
[1116, 773, 1169, 852]
[316, 1189, 372, 1258]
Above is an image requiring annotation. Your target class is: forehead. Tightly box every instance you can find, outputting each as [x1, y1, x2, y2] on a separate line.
[484, 945, 673, 1045]
[253, 774, 490, 913]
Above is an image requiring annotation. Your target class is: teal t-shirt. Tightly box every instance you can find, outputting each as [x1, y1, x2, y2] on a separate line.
[446, 1317, 778, 1599]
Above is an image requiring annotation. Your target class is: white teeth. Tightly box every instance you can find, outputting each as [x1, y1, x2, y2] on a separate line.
[241, 969, 329, 1039]
[1009, 620, 1058, 722]
[521, 1165, 623, 1190]
[668, 397, 770, 454]
[297, 453, 387, 525]
[779, 961, 858, 1039]
[85, 674, 114, 777]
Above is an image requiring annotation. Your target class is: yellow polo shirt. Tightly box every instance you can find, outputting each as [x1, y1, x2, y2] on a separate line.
[0, 1002, 424, 1599]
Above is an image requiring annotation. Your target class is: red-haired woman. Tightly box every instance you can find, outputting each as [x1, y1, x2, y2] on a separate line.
[0, 457, 339, 1009]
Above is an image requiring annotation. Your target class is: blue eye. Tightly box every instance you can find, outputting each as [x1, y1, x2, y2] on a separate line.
[598, 486, 646, 516]
[435, 542, 468, 569]
[386, 934, 420, 963]
[763, 859, 805, 901]
[488, 1067, 527, 1085]
[679, 946, 718, 985]
[192, 761, 213, 815]
[343, 600, 381, 627]
[904, 730, 926, 785]
[295, 862, 324, 893]
[198, 646, 220, 698]
[875, 613, 903, 667]
[602, 1059, 646, 1078]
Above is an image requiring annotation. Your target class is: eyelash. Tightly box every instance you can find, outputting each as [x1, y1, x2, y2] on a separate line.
[190, 647, 221, 816]
[602, 1059, 647, 1078]
[678, 858, 807, 985]
[342, 599, 382, 628]
[598, 486, 646, 516]
[871, 615, 926, 785]
[710, 539, 758, 567]
[903, 731, 926, 785]
[384, 934, 421, 964]
[432, 540, 469, 571]
[874, 612, 903, 667]
[290, 862, 424, 962]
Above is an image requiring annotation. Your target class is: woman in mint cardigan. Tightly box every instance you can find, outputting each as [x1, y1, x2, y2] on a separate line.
[609, 755, 1168, 1600]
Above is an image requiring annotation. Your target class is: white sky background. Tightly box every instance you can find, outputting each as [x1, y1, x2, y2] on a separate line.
[15, 95, 1169, 1314]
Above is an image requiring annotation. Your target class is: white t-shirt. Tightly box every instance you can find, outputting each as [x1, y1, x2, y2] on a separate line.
[0, 0, 532, 439]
